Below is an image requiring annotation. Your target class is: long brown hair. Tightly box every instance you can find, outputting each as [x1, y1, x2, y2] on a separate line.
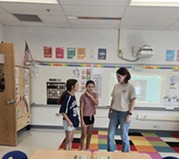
[57, 79, 78, 104]
[116, 67, 131, 83]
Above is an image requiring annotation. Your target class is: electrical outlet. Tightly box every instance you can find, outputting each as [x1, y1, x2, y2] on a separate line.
[137, 114, 147, 119]
[153, 125, 160, 129]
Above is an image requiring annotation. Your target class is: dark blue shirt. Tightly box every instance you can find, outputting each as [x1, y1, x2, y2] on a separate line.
[59, 92, 79, 128]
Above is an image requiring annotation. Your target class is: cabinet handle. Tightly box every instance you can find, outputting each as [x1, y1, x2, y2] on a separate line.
[6, 99, 15, 105]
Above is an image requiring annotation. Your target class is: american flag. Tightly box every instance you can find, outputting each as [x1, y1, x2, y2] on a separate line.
[24, 41, 31, 66]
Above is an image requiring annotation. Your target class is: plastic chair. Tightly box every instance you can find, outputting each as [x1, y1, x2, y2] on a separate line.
[163, 157, 179, 159]
[2, 150, 28, 159]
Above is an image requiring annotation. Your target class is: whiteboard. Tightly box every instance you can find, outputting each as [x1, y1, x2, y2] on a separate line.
[31, 66, 91, 105]
[31, 65, 179, 108]
[92, 67, 178, 108]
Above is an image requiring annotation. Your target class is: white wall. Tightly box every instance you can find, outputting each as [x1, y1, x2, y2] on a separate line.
[3, 26, 179, 65]
[3, 26, 118, 65]
[121, 29, 179, 65]
[31, 106, 179, 131]
[2, 26, 179, 131]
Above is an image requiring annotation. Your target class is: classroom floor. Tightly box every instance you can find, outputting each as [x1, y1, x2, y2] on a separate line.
[0, 128, 178, 159]
[60, 130, 179, 159]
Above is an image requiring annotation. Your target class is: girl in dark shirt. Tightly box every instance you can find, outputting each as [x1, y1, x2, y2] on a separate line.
[59, 79, 79, 150]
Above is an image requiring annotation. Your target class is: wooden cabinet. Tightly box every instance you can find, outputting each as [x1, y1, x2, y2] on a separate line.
[0, 43, 31, 146]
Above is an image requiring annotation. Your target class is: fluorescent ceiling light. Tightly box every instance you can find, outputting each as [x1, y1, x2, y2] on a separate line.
[67, 16, 78, 20]
[68, 16, 121, 20]
[130, 0, 179, 6]
[0, 0, 58, 4]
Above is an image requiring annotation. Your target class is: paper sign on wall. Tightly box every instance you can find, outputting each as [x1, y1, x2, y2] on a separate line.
[77, 48, 86, 59]
[44, 46, 52, 58]
[67, 48, 76, 59]
[166, 50, 174, 62]
[177, 50, 179, 61]
[98, 48, 107, 60]
[56, 47, 64, 58]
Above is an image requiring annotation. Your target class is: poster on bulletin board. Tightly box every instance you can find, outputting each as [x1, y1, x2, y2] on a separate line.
[163, 73, 179, 108]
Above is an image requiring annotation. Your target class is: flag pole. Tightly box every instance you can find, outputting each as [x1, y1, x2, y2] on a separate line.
[24, 40, 38, 75]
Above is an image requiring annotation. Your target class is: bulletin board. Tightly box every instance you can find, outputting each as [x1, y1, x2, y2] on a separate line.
[31, 63, 179, 109]
[31, 65, 91, 105]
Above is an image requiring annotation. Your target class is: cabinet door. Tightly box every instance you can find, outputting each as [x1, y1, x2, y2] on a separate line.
[16, 67, 31, 131]
[0, 43, 16, 145]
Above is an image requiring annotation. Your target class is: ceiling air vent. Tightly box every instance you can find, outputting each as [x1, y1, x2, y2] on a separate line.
[13, 14, 42, 22]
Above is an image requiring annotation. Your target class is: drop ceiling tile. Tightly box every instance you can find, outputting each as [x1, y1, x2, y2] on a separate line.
[69, 19, 120, 29]
[0, 2, 64, 15]
[60, 0, 130, 6]
[124, 6, 179, 18]
[121, 18, 176, 27]
[21, 21, 47, 27]
[63, 6, 125, 17]
[121, 17, 177, 27]
[119, 25, 168, 30]
[0, 13, 23, 26]
[120, 17, 178, 30]
[70, 25, 118, 29]
[168, 20, 179, 30]
[0, 5, 6, 13]
[1, 21, 24, 26]
[40, 23, 70, 27]
[0, 1, 179, 30]
[39, 15, 70, 27]
[0, 13, 21, 22]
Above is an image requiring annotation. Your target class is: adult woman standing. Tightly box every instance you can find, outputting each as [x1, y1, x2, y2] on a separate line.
[107, 67, 136, 152]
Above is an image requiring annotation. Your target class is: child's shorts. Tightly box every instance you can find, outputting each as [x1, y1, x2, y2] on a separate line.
[83, 115, 95, 125]
[63, 119, 76, 131]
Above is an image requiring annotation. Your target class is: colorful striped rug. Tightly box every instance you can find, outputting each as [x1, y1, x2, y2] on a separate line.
[58, 130, 179, 159]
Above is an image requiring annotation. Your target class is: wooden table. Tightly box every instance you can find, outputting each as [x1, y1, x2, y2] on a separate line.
[29, 150, 152, 159]
[29, 150, 92, 159]
[92, 151, 152, 159]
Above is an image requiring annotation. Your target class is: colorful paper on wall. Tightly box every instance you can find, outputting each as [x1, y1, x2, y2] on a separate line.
[79, 69, 87, 92]
[98, 48, 106, 60]
[72, 68, 91, 92]
[44, 46, 52, 58]
[86, 69, 91, 81]
[67, 48, 76, 59]
[177, 50, 179, 61]
[77, 48, 86, 59]
[93, 74, 102, 98]
[56, 47, 64, 58]
[166, 50, 175, 61]
[88, 48, 95, 59]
